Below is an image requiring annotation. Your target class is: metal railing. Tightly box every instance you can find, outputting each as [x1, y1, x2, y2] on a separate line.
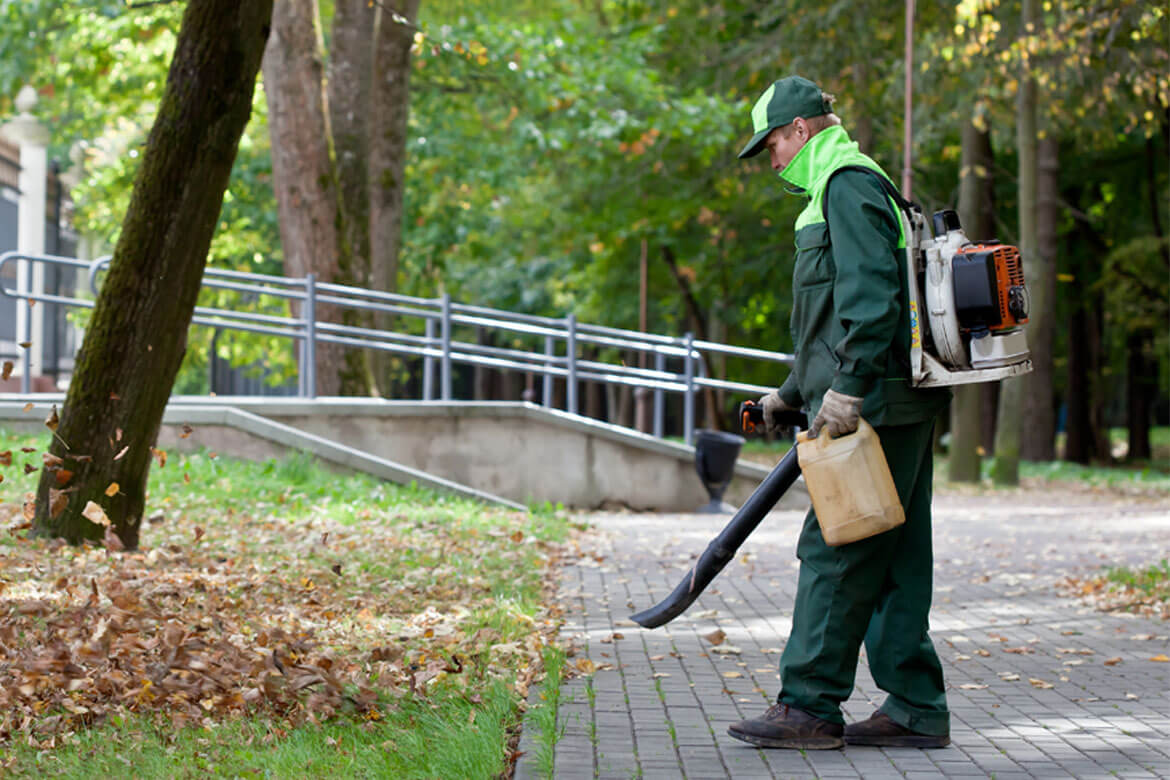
[0, 251, 794, 443]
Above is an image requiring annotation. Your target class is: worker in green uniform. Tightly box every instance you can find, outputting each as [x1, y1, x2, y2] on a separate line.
[727, 76, 953, 750]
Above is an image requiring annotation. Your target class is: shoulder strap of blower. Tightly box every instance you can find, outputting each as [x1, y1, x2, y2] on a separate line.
[821, 164, 922, 238]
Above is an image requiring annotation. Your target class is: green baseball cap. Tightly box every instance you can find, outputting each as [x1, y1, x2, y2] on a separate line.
[738, 76, 832, 159]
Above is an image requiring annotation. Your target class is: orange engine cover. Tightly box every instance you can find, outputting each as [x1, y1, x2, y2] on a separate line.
[953, 243, 1029, 332]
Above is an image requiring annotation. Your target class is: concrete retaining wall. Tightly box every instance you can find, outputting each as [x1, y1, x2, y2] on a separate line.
[1, 397, 808, 513]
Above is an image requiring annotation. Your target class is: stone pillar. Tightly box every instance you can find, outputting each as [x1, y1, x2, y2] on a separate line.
[2, 85, 50, 382]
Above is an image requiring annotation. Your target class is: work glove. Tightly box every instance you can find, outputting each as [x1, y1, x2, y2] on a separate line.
[808, 389, 863, 439]
[758, 390, 796, 435]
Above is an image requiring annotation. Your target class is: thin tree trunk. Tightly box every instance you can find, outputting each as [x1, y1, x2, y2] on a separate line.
[992, 0, 1039, 485]
[329, 0, 379, 395]
[1129, 136, 1170, 461]
[33, 0, 272, 547]
[950, 118, 995, 482]
[1064, 300, 1094, 464]
[263, 0, 344, 396]
[660, 244, 723, 431]
[368, 0, 420, 393]
[1020, 135, 1058, 460]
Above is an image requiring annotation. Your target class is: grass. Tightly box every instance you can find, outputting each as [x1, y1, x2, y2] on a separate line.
[1106, 559, 1170, 600]
[525, 645, 568, 779]
[0, 426, 570, 778]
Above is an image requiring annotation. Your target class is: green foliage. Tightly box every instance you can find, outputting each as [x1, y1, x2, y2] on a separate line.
[1105, 558, 1170, 597]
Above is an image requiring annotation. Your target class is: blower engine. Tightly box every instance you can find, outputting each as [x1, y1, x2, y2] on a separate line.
[905, 208, 1032, 387]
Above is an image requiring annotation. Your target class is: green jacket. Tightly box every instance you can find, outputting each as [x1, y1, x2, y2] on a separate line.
[776, 125, 950, 426]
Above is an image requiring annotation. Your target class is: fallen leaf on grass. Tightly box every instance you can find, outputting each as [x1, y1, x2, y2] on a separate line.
[151, 448, 167, 468]
[0, 450, 11, 466]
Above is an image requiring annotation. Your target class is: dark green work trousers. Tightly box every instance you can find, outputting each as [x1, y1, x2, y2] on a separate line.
[778, 419, 949, 736]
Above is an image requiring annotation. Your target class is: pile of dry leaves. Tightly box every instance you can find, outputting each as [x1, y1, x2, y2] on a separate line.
[0, 488, 561, 749]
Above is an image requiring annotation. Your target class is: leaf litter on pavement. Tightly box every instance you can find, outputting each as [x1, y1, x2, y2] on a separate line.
[0, 442, 567, 758]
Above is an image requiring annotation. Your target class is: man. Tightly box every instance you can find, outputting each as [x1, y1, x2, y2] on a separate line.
[726, 75, 952, 750]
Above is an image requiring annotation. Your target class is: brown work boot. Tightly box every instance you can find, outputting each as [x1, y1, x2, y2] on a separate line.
[844, 711, 950, 748]
[727, 703, 844, 749]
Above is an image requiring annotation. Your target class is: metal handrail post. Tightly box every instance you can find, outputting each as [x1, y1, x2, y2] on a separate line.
[653, 351, 665, 438]
[304, 273, 317, 398]
[542, 335, 554, 407]
[423, 318, 435, 400]
[19, 260, 31, 393]
[440, 293, 452, 400]
[566, 314, 578, 415]
[683, 332, 695, 445]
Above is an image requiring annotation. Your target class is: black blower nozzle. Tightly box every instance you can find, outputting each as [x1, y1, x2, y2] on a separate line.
[630, 447, 803, 628]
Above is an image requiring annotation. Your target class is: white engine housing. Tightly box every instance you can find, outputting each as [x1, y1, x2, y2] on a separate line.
[899, 210, 1032, 388]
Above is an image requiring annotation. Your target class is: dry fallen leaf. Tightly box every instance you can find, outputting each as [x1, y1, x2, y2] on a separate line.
[1103, 657, 1122, 666]
[711, 645, 742, 655]
[113, 446, 129, 461]
[48, 489, 69, 519]
[0, 450, 11, 466]
[55, 469, 74, 486]
[959, 683, 988, 690]
[81, 501, 111, 527]
[151, 448, 167, 468]
[21, 402, 33, 412]
[703, 629, 727, 646]
[722, 671, 743, 679]
[999, 673, 1021, 681]
[1029, 678, 1054, 689]
[1, 360, 12, 381]
[102, 525, 125, 552]
[180, 424, 193, 439]
[45, 405, 59, 432]
[105, 482, 120, 497]
[575, 658, 596, 675]
[1150, 655, 1170, 663]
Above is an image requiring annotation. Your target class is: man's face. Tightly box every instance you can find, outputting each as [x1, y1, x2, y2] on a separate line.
[764, 118, 809, 172]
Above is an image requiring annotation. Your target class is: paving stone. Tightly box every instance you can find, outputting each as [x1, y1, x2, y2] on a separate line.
[518, 496, 1170, 778]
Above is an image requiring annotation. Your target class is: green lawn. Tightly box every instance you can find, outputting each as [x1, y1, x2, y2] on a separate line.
[0, 426, 569, 778]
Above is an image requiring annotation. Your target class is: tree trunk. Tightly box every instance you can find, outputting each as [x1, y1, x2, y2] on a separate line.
[263, 0, 344, 396]
[1126, 329, 1154, 460]
[33, 0, 272, 547]
[1064, 301, 1094, 464]
[660, 244, 723, 431]
[950, 118, 995, 482]
[368, 0, 420, 393]
[1129, 136, 1170, 461]
[329, 0, 380, 395]
[992, 0, 1039, 486]
[1020, 135, 1058, 460]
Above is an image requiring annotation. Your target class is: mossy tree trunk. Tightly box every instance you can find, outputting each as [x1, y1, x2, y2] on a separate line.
[368, 0, 421, 395]
[262, 0, 345, 396]
[32, 0, 273, 548]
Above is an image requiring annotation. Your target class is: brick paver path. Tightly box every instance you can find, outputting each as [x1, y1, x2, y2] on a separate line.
[516, 488, 1170, 779]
